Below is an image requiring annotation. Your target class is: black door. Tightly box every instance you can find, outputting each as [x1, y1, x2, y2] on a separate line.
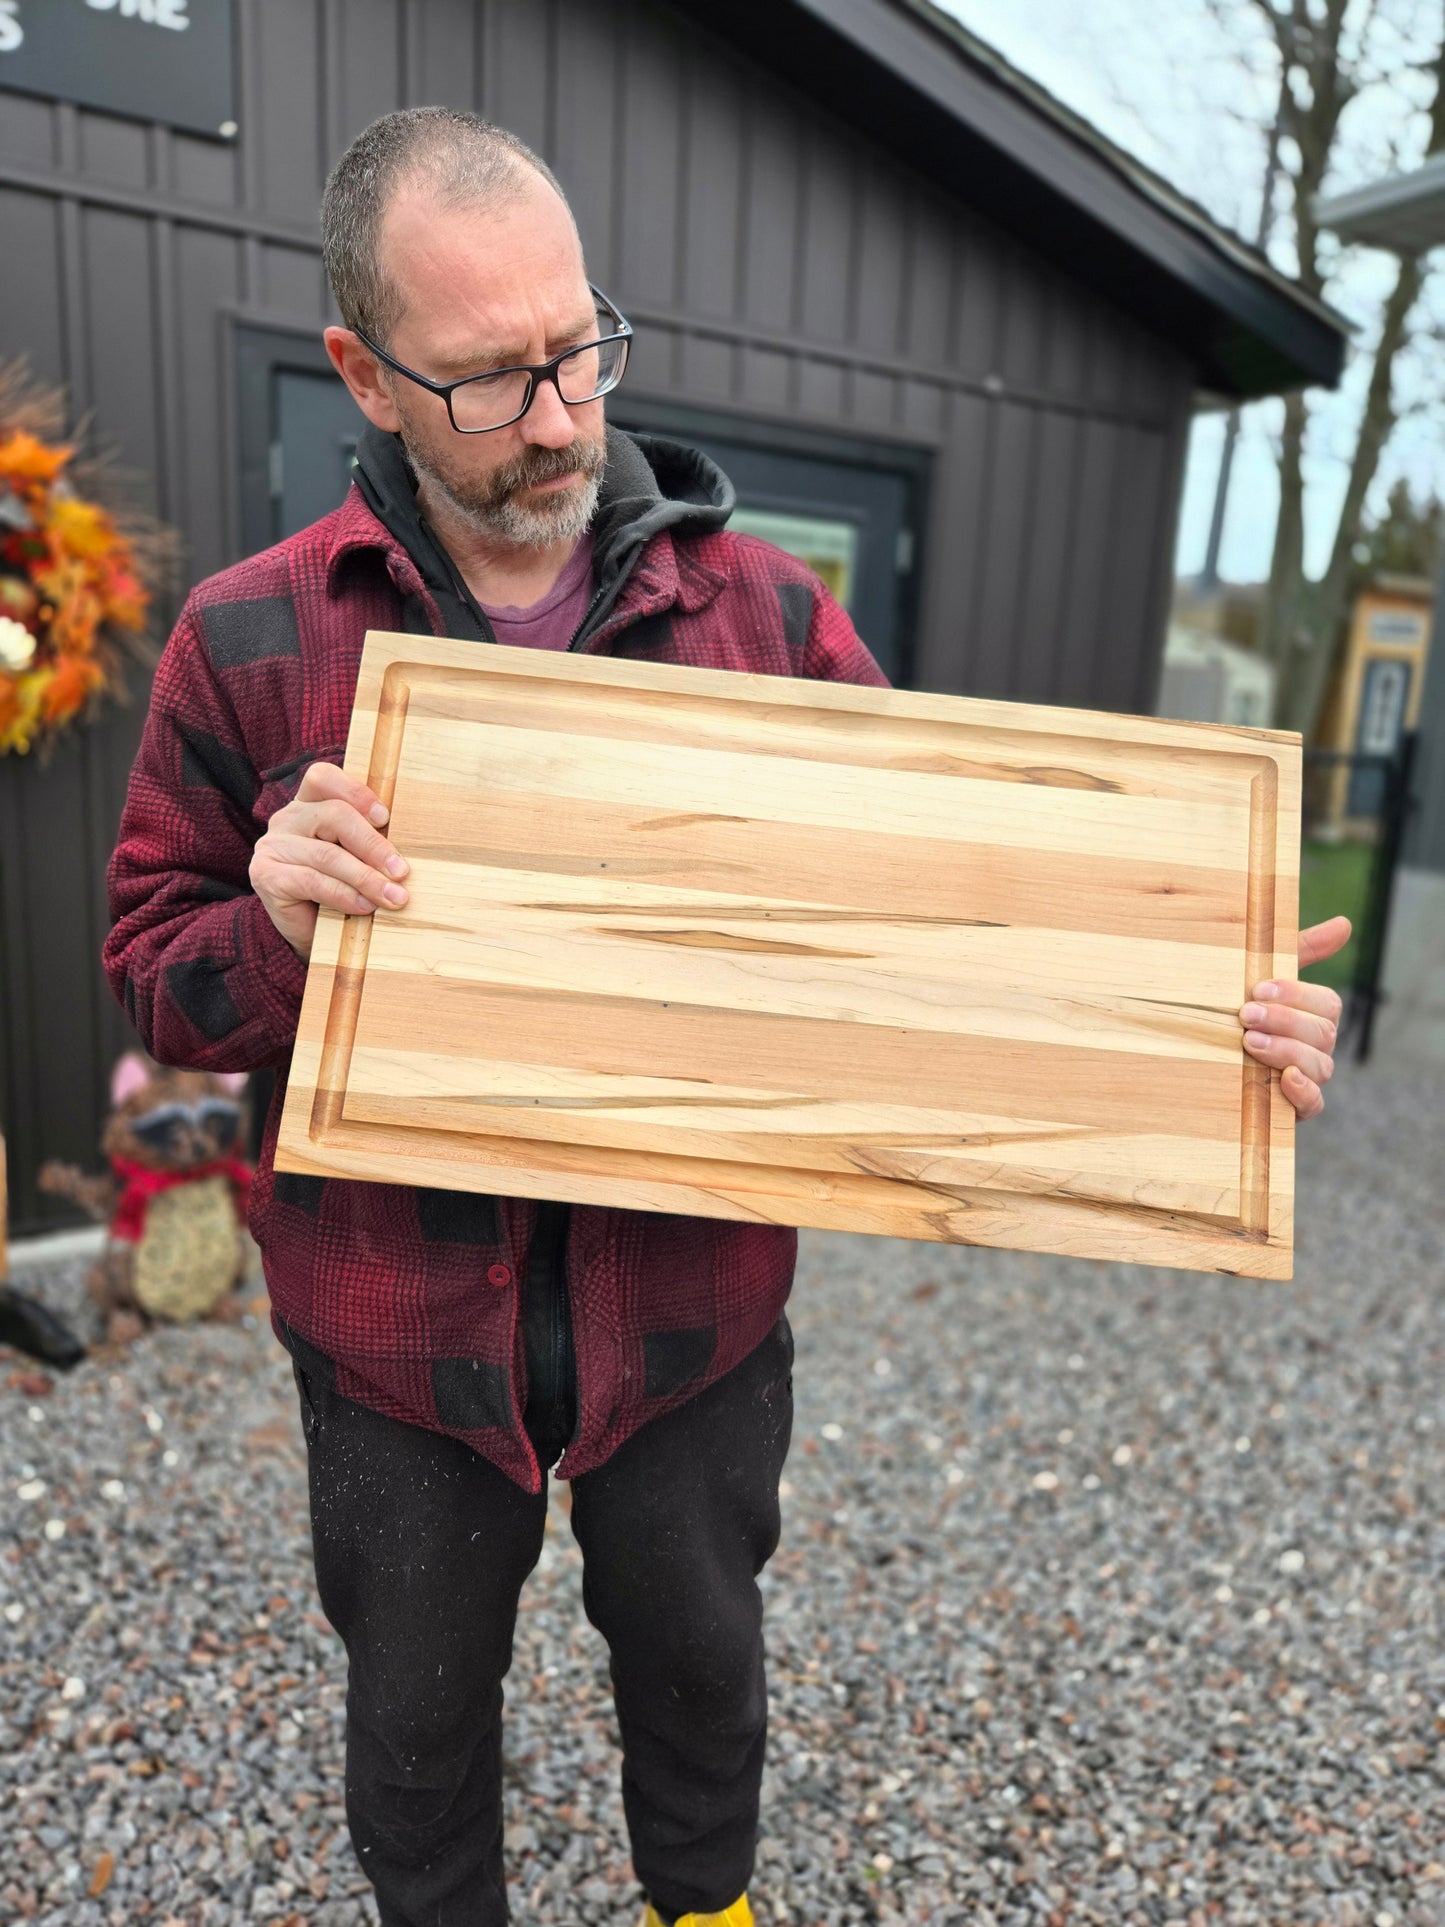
[274, 369, 360, 538]
[614, 404, 927, 686]
[233, 328, 362, 1160]
[235, 324, 360, 552]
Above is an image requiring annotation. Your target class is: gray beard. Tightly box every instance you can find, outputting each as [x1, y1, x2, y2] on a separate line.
[403, 435, 604, 551]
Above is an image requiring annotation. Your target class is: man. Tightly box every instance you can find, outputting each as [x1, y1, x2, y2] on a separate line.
[103, 109, 1348, 1927]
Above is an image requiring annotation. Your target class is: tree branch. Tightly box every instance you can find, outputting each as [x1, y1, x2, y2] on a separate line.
[1274, 26, 1445, 736]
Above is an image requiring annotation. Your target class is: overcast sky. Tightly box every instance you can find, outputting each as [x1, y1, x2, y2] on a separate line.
[936, 0, 1445, 585]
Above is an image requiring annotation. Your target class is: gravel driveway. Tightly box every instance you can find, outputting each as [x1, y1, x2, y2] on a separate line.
[3, 1058, 1442, 1927]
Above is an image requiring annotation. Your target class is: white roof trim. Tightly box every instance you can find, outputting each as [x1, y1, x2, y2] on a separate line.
[1313, 153, 1445, 254]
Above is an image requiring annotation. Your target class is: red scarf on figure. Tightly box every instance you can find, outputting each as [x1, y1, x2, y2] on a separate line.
[109, 1155, 253, 1246]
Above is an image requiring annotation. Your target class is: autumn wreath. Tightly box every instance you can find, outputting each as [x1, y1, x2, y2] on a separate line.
[0, 360, 177, 758]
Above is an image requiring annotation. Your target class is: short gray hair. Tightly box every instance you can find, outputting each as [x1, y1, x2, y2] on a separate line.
[321, 108, 573, 343]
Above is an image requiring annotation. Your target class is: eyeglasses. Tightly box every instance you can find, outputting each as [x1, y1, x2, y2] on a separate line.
[130, 1099, 243, 1156]
[354, 283, 633, 434]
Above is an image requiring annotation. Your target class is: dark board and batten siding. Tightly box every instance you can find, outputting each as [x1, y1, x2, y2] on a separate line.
[0, 0, 1192, 1233]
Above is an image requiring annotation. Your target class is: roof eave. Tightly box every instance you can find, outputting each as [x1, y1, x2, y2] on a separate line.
[665, 0, 1348, 400]
[1313, 153, 1445, 254]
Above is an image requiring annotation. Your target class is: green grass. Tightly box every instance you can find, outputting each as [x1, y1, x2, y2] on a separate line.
[1298, 838, 1374, 992]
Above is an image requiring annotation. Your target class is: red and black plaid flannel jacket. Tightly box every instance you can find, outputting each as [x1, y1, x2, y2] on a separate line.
[103, 428, 888, 1493]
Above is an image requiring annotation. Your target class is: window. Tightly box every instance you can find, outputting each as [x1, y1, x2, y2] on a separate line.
[728, 508, 860, 610]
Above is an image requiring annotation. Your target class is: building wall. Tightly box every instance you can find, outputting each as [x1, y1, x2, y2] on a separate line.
[0, 0, 1195, 1233]
[1406, 594, 1445, 877]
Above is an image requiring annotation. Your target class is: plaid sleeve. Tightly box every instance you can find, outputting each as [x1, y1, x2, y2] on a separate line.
[102, 592, 309, 1073]
[799, 574, 892, 691]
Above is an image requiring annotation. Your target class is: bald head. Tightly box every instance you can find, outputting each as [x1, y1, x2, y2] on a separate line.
[321, 107, 576, 345]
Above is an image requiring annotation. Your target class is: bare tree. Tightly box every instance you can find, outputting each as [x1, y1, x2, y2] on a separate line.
[1201, 0, 1444, 738]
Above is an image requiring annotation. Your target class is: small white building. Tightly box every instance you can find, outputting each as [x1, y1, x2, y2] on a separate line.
[1156, 625, 1277, 730]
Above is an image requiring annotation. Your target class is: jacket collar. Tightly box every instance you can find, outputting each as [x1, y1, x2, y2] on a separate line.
[324, 481, 415, 593]
[324, 422, 731, 638]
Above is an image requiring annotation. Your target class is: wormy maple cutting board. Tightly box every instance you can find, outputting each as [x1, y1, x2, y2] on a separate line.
[275, 633, 1301, 1279]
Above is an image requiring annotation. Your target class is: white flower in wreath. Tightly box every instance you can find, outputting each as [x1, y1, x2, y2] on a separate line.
[0, 615, 37, 672]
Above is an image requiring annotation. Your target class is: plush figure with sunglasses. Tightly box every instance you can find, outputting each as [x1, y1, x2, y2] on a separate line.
[38, 1050, 254, 1345]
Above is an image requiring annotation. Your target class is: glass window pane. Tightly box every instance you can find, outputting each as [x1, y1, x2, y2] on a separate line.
[1358, 659, 1410, 755]
[728, 508, 859, 610]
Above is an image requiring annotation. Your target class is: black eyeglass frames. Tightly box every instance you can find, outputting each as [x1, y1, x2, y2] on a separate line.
[353, 283, 632, 434]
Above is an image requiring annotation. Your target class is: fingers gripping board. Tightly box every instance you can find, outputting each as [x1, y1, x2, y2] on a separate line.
[275, 634, 1300, 1278]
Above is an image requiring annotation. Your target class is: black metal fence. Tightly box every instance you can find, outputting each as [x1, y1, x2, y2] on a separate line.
[1300, 733, 1417, 1063]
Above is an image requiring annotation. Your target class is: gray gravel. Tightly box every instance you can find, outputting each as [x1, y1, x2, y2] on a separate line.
[2, 1057, 1442, 1927]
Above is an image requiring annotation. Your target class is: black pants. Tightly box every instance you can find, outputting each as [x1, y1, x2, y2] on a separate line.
[289, 1313, 795, 1926]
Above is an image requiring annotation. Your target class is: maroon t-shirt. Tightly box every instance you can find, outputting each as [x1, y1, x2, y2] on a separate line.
[476, 530, 595, 650]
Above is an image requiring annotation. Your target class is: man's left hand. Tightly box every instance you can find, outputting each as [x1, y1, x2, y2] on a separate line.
[1238, 915, 1352, 1121]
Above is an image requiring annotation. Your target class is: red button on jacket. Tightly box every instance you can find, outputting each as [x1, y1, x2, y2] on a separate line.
[487, 1263, 513, 1289]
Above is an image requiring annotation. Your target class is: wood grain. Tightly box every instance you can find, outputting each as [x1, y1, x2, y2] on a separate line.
[275, 635, 1301, 1278]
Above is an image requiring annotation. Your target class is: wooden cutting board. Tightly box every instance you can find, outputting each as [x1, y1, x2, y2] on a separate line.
[274, 633, 1300, 1279]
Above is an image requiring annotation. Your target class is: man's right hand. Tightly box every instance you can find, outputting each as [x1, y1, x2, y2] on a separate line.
[249, 762, 409, 960]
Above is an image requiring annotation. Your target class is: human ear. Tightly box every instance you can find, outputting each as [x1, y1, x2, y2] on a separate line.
[323, 325, 402, 432]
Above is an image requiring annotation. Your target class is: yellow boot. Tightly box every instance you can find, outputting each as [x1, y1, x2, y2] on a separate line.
[638, 1896, 753, 1927]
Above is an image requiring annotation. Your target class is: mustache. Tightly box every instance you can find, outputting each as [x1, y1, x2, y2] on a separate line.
[480, 435, 607, 508]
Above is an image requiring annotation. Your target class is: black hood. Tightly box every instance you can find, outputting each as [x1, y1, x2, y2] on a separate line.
[352, 420, 735, 649]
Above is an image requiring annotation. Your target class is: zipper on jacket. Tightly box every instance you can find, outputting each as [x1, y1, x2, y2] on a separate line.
[566, 580, 609, 654]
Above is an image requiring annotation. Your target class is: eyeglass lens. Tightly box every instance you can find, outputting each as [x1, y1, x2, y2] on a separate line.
[450, 330, 629, 431]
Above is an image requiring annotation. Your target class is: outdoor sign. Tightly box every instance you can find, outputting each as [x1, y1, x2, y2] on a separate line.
[0, 0, 237, 141]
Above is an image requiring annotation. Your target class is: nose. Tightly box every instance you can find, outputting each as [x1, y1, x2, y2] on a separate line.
[519, 376, 577, 450]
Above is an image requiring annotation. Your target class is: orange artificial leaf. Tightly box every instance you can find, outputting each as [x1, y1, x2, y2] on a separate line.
[49, 494, 116, 559]
[102, 562, 148, 630]
[0, 429, 72, 486]
[39, 651, 94, 724]
[0, 667, 47, 753]
[32, 556, 79, 607]
[43, 568, 103, 654]
[88, 1851, 114, 1897]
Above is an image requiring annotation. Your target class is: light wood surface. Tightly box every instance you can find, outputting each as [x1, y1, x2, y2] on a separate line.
[275, 634, 1301, 1278]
